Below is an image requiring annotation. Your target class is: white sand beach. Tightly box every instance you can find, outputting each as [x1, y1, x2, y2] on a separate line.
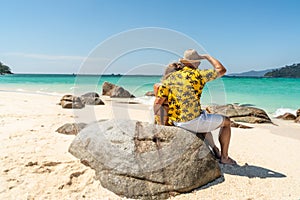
[1, 91, 300, 200]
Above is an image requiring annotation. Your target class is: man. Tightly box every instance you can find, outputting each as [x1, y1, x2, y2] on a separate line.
[158, 49, 236, 165]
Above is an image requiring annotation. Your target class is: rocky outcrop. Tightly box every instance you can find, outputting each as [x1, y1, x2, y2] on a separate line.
[69, 119, 221, 199]
[56, 123, 87, 135]
[206, 104, 272, 124]
[102, 82, 135, 98]
[59, 93, 105, 109]
[230, 121, 253, 129]
[145, 91, 155, 96]
[275, 109, 300, 123]
[294, 109, 300, 123]
[60, 95, 85, 109]
[81, 92, 105, 105]
[295, 116, 300, 123]
[276, 113, 296, 120]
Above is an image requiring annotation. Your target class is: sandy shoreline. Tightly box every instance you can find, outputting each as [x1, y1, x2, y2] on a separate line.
[1, 91, 300, 199]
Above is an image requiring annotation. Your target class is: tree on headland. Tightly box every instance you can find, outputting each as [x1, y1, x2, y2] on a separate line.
[0, 62, 13, 75]
[264, 63, 300, 78]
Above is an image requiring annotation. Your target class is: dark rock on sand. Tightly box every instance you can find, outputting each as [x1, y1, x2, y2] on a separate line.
[230, 121, 253, 129]
[56, 123, 87, 135]
[276, 113, 296, 120]
[69, 119, 221, 199]
[295, 116, 300, 123]
[102, 82, 135, 98]
[145, 91, 155, 96]
[81, 92, 105, 105]
[296, 109, 300, 118]
[206, 104, 272, 124]
[60, 95, 85, 109]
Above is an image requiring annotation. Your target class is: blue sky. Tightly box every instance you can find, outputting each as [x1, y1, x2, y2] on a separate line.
[1, 0, 300, 74]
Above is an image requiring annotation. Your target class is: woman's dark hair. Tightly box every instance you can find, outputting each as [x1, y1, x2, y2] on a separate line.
[162, 62, 183, 80]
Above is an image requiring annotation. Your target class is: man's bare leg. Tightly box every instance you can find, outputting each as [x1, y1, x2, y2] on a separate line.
[202, 132, 221, 159]
[218, 116, 236, 164]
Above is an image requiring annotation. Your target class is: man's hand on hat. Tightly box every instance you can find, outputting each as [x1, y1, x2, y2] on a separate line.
[198, 54, 209, 60]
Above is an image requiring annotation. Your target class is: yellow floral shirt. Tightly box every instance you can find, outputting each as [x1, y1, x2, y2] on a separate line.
[158, 66, 218, 124]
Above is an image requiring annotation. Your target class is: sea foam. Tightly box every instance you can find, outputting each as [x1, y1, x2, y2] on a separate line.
[135, 96, 155, 105]
[273, 108, 297, 117]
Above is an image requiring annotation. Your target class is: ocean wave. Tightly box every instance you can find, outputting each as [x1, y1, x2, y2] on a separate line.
[36, 90, 64, 96]
[0, 88, 64, 96]
[16, 88, 26, 92]
[135, 96, 155, 105]
[273, 108, 297, 117]
[69, 86, 79, 90]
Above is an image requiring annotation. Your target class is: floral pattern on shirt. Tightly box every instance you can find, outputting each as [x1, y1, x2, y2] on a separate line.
[158, 66, 218, 124]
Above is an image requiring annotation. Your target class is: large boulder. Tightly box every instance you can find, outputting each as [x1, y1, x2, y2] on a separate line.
[102, 82, 135, 98]
[206, 104, 272, 124]
[60, 94, 85, 109]
[81, 92, 105, 105]
[69, 119, 221, 199]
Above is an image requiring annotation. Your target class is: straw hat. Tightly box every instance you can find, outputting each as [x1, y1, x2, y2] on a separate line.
[179, 49, 203, 64]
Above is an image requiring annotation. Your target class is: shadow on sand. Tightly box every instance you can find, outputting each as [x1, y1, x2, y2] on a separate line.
[220, 163, 286, 178]
[199, 163, 286, 190]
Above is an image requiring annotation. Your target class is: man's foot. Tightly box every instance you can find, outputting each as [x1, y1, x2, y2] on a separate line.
[220, 157, 237, 165]
[212, 146, 221, 159]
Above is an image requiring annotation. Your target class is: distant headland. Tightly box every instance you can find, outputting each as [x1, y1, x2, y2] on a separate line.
[264, 63, 300, 78]
[0, 62, 13, 75]
[229, 63, 300, 78]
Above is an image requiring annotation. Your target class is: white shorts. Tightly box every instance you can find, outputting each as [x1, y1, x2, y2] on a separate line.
[174, 110, 224, 133]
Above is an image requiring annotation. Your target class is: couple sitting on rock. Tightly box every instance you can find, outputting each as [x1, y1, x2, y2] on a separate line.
[154, 49, 236, 165]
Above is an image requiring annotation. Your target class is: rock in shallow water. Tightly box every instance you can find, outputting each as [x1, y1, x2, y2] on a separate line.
[102, 81, 135, 98]
[69, 119, 221, 199]
[276, 113, 296, 120]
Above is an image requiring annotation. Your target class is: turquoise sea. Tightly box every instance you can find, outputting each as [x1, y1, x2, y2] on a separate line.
[1, 74, 299, 115]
